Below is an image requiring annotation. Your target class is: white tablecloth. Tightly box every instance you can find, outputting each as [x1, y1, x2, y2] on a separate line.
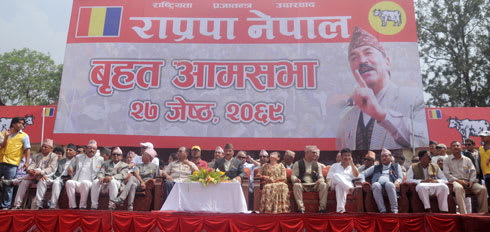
[160, 181, 248, 213]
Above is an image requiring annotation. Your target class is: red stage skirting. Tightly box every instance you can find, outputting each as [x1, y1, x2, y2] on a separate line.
[1, 210, 489, 232]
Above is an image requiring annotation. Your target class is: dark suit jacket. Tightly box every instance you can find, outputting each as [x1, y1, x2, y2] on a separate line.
[213, 157, 246, 180]
[463, 151, 482, 180]
[52, 158, 74, 179]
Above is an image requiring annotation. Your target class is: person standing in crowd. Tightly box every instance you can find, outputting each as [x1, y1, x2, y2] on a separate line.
[431, 144, 448, 164]
[91, 147, 129, 210]
[99, 147, 111, 161]
[208, 146, 224, 169]
[162, 147, 198, 202]
[35, 143, 77, 209]
[53, 146, 64, 161]
[429, 141, 438, 157]
[362, 148, 403, 213]
[112, 148, 159, 211]
[190, 145, 208, 169]
[478, 131, 490, 199]
[11, 139, 58, 209]
[443, 141, 488, 214]
[326, 148, 360, 213]
[213, 143, 246, 183]
[407, 150, 449, 212]
[291, 145, 328, 213]
[66, 140, 104, 209]
[335, 152, 341, 163]
[463, 138, 482, 181]
[0, 117, 31, 209]
[256, 152, 289, 213]
[358, 151, 375, 172]
[282, 150, 295, 169]
[437, 157, 444, 171]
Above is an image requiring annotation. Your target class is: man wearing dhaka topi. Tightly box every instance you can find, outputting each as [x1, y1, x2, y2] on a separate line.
[336, 26, 428, 150]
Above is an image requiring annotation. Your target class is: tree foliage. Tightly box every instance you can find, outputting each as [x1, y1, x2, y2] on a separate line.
[0, 48, 62, 105]
[415, 0, 489, 107]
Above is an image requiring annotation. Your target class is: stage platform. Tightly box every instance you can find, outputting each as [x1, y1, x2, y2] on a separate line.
[1, 210, 489, 232]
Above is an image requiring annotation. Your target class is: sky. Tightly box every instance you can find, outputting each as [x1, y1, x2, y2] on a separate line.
[0, 1, 73, 65]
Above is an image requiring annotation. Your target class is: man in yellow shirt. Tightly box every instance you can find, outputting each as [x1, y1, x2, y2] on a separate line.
[0, 117, 31, 209]
[479, 131, 490, 200]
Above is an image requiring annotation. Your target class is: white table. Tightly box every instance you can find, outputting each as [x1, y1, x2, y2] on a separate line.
[160, 181, 248, 213]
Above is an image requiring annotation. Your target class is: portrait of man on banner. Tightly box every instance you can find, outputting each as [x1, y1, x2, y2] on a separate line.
[336, 26, 428, 150]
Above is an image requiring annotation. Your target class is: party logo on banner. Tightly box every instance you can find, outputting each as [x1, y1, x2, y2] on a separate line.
[76, 6, 123, 37]
[447, 117, 490, 141]
[369, 1, 406, 35]
[0, 115, 35, 132]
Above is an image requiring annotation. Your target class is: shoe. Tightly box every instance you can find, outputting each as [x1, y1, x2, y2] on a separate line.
[299, 209, 305, 214]
[128, 206, 133, 211]
[12, 206, 21, 210]
[111, 198, 123, 206]
[318, 209, 326, 213]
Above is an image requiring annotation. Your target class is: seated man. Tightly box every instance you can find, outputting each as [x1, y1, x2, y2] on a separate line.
[112, 148, 159, 211]
[407, 150, 449, 212]
[66, 140, 104, 209]
[11, 139, 58, 209]
[162, 147, 198, 202]
[326, 148, 360, 213]
[213, 143, 246, 182]
[291, 145, 328, 213]
[358, 151, 375, 172]
[362, 148, 403, 213]
[35, 143, 77, 209]
[443, 141, 488, 214]
[282, 150, 295, 169]
[208, 146, 224, 168]
[91, 147, 129, 210]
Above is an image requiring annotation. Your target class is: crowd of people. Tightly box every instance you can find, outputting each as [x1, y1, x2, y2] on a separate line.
[0, 117, 489, 215]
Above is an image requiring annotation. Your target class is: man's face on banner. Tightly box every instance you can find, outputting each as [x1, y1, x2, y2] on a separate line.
[349, 45, 390, 91]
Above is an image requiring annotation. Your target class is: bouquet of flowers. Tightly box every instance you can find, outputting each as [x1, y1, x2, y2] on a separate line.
[190, 168, 229, 187]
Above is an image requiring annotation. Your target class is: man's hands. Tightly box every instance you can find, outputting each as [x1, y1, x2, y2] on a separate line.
[394, 180, 400, 191]
[352, 70, 387, 122]
[67, 166, 74, 176]
[234, 176, 241, 183]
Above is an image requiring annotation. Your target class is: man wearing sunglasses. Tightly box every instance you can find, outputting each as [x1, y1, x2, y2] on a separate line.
[463, 138, 482, 182]
[91, 147, 129, 210]
[358, 151, 376, 172]
[431, 144, 448, 164]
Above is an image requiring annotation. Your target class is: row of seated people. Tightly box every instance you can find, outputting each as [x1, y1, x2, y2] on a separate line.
[252, 143, 488, 214]
[2, 138, 488, 214]
[2, 139, 160, 211]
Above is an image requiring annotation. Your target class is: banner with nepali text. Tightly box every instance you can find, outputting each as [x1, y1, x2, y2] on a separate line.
[54, 0, 428, 150]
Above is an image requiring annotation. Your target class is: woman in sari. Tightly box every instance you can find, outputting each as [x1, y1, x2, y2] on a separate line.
[256, 152, 290, 213]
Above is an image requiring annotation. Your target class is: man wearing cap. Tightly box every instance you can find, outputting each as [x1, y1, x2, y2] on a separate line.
[431, 144, 448, 164]
[209, 146, 224, 168]
[444, 141, 488, 213]
[91, 147, 129, 210]
[336, 26, 428, 151]
[291, 145, 328, 213]
[358, 151, 376, 172]
[429, 141, 438, 157]
[35, 143, 77, 209]
[213, 143, 246, 183]
[65, 139, 104, 209]
[407, 150, 449, 212]
[0, 117, 31, 209]
[479, 131, 490, 199]
[162, 147, 198, 202]
[362, 148, 403, 213]
[282, 150, 295, 169]
[11, 139, 58, 209]
[190, 145, 208, 169]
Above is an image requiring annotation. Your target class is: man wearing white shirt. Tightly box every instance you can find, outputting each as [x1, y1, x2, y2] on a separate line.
[65, 140, 104, 209]
[162, 147, 198, 203]
[407, 150, 449, 212]
[326, 148, 359, 213]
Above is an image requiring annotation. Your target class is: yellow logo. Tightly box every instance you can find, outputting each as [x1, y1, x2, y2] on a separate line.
[368, 1, 406, 35]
